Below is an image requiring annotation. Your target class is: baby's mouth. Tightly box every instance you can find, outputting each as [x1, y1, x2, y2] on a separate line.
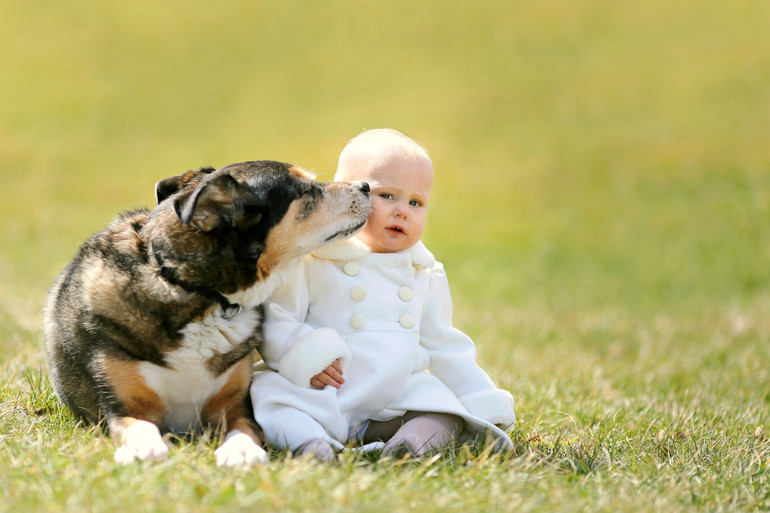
[387, 225, 405, 234]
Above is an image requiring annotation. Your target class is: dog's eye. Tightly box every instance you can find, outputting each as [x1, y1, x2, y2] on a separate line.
[298, 184, 321, 199]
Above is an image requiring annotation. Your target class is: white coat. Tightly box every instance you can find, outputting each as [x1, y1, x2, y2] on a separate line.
[250, 237, 515, 452]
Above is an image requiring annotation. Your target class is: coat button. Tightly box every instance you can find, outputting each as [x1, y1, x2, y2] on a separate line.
[399, 314, 416, 329]
[398, 286, 414, 302]
[343, 262, 359, 276]
[350, 313, 366, 329]
[350, 285, 367, 301]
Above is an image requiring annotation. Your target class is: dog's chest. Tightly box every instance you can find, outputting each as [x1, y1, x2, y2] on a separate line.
[137, 307, 261, 432]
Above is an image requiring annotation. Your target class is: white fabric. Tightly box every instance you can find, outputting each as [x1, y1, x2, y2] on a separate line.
[250, 239, 515, 451]
[276, 327, 352, 387]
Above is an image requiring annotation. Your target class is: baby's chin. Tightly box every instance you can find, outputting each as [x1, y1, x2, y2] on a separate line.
[357, 237, 418, 254]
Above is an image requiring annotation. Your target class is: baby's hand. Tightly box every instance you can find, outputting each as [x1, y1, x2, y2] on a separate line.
[310, 359, 345, 389]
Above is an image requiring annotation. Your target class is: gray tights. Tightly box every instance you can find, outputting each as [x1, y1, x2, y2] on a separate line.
[363, 411, 464, 457]
[297, 411, 464, 461]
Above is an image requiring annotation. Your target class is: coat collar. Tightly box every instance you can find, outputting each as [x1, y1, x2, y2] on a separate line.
[311, 237, 436, 270]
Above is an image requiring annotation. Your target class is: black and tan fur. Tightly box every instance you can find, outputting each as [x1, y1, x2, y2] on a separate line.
[43, 160, 370, 466]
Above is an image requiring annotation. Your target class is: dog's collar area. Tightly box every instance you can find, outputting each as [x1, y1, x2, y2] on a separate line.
[152, 245, 242, 321]
[176, 277, 243, 321]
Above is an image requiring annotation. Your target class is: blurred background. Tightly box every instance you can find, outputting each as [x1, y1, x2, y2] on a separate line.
[1, 0, 768, 357]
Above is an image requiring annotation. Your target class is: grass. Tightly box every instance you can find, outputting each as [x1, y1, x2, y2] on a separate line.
[1, 0, 769, 511]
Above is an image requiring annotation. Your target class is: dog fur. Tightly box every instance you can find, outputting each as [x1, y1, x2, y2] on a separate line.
[43, 160, 370, 466]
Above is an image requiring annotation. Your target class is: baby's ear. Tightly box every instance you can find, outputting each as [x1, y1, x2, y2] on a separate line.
[173, 173, 263, 232]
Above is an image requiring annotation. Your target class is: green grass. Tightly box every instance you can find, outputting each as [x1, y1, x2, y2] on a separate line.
[1, 0, 769, 511]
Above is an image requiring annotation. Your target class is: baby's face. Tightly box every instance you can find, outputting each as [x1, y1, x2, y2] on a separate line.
[355, 154, 432, 253]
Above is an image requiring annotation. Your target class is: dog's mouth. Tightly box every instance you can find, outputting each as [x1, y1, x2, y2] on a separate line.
[325, 220, 367, 242]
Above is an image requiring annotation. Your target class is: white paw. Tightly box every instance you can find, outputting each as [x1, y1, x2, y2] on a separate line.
[114, 420, 169, 464]
[215, 430, 268, 467]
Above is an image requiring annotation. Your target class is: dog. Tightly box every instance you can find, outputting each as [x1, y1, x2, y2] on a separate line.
[43, 160, 370, 466]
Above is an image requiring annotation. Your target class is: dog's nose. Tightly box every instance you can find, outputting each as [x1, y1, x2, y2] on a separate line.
[359, 181, 370, 193]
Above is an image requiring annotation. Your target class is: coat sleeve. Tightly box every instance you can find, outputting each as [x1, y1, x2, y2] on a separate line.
[259, 258, 351, 388]
[419, 263, 516, 428]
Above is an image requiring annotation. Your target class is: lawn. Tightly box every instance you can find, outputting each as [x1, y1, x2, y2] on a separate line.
[1, 1, 769, 511]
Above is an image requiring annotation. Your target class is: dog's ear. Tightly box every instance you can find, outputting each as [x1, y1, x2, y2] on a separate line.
[155, 176, 185, 205]
[174, 173, 262, 232]
[155, 167, 216, 204]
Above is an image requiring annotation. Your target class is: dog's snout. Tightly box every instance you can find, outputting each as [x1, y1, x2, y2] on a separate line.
[359, 181, 370, 193]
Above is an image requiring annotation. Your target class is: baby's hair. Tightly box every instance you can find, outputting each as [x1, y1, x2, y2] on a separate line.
[334, 128, 431, 182]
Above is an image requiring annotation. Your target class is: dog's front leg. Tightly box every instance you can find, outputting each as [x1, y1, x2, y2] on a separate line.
[99, 356, 170, 463]
[215, 420, 268, 468]
[204, 356, 268, 467]
[110, 417, 169, 463]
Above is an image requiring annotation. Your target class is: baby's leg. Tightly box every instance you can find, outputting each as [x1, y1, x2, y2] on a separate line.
[263, 407, 337, 462]
[256, 404, 336, 457]
[251, 372, 343, 461]
[365, 411, 464, 457]
[297, 438, 336, 462]
[361, 416, 405, 443]
[384, 412, 464, 457]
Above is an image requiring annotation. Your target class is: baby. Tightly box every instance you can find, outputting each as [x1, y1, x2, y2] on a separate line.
[250, 129, 515, 460]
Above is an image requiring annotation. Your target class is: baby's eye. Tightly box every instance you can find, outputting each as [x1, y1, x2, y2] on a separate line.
[409, 200, 422, 207]
[379, 193, 394, 200]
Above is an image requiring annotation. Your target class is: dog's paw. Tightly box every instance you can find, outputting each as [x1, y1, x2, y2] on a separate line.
[215, 430, 268, 468]
[114, 420, 169, 464]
